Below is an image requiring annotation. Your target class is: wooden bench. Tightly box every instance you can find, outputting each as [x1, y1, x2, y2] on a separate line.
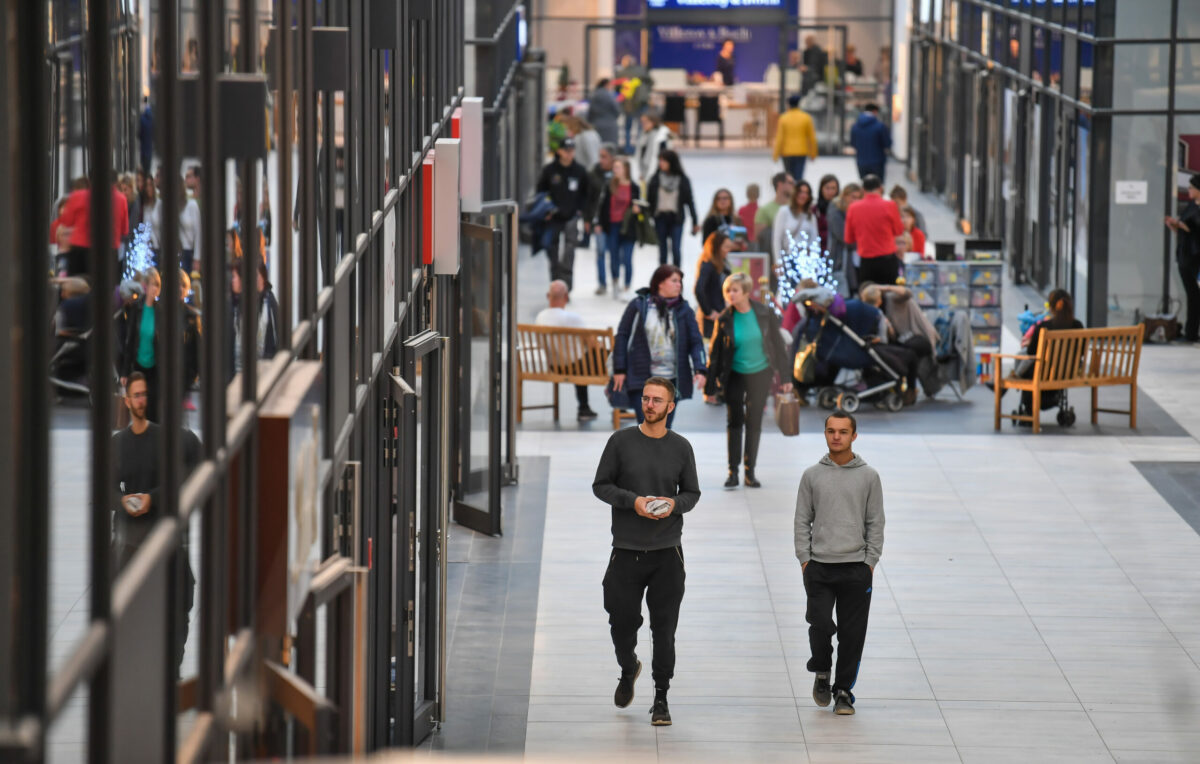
[992, 324, 1144, 433]
[516, 324, 636, 429]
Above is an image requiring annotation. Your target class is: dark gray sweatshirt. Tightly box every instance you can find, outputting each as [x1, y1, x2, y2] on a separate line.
[592, 427, 701, 551]
[794, 453, 885, 568]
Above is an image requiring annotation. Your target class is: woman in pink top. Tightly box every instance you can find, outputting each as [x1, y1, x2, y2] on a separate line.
[592, 157, 642, 297]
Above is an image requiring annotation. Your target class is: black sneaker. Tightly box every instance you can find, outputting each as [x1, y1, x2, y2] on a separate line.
[724, 472, 738, 488]
[577, 407, 599, 422]
[743, 470, 761, 488]
[812, 673, 831, 707]
[833, 689, 855, 715]
[649, 697, 672, 726]
[614, 661, 641, 708]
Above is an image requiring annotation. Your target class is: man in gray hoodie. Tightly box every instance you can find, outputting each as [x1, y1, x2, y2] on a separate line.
[794, 409, 885, 715]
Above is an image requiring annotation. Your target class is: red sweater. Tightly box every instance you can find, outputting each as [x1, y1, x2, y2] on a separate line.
[843, 192, 903, 259]
[737, 201, 758, 232]
[60, 187, 129, 250]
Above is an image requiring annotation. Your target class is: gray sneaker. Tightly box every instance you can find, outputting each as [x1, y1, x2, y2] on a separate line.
[833, 689, 855, 715]
[595, 285, 607, 296]
[812, 672, 831, 707]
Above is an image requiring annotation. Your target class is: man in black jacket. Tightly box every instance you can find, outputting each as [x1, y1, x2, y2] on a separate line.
[592, 377, 701, 726]
[537, 138, 591, 291]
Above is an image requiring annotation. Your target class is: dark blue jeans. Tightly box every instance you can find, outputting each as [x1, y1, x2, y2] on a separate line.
[783, 156, 808, 182]
[654, 218, 684, 267]
[606, 223, 635, 287]
[857, 163, 885, 183]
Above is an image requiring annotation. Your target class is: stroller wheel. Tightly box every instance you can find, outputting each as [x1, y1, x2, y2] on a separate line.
[884, 391, 904, 412]
[1057, 408, 1077, 427]
[817, 387, 840, 410]
[836, 391, 860, 413]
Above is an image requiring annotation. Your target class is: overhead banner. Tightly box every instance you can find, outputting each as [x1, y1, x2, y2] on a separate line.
[649, 25, 780, 84]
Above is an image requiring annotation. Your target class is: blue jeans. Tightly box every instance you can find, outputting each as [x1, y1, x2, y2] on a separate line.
[596, 229, 614, 286]
[606, 223, 635, 287]
[857, 163, 885, 183]
[655, 218, 684, 267]
[783, 156, 807, 182]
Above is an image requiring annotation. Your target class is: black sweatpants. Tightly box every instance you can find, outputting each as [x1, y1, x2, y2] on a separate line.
[603, 546, 686, 690]
[724, 368, 773, 471]
[1179, 253, 1200, 342]
[803, 560, 873, 694]
[857, 254, 901, 286]
[545, 219, 577, 290]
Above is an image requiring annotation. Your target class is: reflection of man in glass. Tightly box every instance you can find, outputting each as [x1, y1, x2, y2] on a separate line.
[113, 373, 203, 674]
[714, 38, 736, 85]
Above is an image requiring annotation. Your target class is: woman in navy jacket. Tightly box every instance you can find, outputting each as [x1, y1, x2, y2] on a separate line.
[612, 264, 708, 429]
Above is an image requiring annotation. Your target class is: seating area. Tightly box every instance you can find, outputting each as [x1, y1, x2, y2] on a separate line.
[516, 324, 634, 429]
[992, 324, 1144, 433]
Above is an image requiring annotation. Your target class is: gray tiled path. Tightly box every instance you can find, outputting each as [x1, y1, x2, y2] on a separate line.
[508, 154, 1200, 763]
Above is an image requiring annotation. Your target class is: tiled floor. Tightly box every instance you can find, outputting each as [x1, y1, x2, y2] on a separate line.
[506, 153, 1200, 762]
[42, 149, 1200, 763]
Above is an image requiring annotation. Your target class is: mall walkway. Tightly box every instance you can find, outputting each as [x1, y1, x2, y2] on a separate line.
[499, 152, 1200, 763]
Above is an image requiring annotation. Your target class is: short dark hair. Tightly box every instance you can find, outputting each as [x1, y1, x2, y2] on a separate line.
[862, 174, 883, 192]
[825, 409, 857, 433]
[648, 264, 683, 297]
[864, 102, 880, 113]
[127, 371, 148, 394]
[187, 164, 201, 179]
[771, 171, 791, 191]
[787, 93, 802, 108]
[596, 78, 610, 89]
[643, 376, 677, 402]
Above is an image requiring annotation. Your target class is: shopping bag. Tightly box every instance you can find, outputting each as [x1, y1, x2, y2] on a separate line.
[605, 377, 634, 411]
[775, 393, 800, 437]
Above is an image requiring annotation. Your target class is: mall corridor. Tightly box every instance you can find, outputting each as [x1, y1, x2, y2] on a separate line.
[5, 1, 1200, 763]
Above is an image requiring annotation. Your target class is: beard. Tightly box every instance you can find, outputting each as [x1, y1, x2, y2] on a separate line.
[131, 402, 147, 421]
[643, 406, 668, 424]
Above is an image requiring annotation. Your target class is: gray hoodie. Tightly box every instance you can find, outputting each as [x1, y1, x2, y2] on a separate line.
[794, 453, 885, 568]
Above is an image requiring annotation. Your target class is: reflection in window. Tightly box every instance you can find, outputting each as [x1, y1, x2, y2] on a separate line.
[1176, 45, 1200, 113]
[1108, 115, 1168, 325]
[1112, 44, 1170, 112]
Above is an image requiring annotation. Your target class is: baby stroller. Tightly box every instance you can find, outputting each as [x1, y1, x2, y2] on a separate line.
[810, 311, 907, 414]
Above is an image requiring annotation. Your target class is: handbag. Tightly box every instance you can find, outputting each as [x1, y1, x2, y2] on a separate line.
[519, 191, 557, 224]
[605, 299, 645, 411]
[775, 393, 800, 437]
[793, 322, 824, 385]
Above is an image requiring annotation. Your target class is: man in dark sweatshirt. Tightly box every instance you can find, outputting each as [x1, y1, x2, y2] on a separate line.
[592, 376, 701, 727]
[794, 409, 885, 716]
[113, 372, 202, 673]
[536, 138, 591, 291]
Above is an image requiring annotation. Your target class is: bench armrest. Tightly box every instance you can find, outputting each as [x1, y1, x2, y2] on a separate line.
[991, 353, 1035, 360]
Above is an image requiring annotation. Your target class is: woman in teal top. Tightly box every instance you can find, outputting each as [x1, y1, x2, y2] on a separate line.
[120, 267, 162, 421]
[704, 272, 793, 488]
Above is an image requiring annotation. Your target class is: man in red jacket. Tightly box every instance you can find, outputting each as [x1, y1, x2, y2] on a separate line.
[843, 175, 903, 285]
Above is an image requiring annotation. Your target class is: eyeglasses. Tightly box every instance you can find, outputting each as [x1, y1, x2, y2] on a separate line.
[641, 396, 668, 405]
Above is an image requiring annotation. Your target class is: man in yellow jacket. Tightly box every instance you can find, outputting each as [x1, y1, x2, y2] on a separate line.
[773, 94, 818, 182]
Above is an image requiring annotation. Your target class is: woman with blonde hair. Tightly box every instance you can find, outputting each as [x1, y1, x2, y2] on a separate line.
[119, 267, 164, 421]
[704, 271, 793, 488]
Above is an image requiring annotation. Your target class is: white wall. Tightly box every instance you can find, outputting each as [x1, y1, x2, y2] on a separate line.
[892, 0, 910, 161]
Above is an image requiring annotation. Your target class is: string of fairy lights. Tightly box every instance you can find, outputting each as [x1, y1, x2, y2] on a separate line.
[773, 229, 839, 315]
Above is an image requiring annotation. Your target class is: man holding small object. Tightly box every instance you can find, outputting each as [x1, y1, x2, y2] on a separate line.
[113, 372, 202, 673]
[592, 377, 701, 726]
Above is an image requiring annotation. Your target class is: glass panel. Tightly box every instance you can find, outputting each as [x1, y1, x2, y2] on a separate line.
[465, 233, 491, 477]
[1108, 115, 1168, 324]
[1111, 44, 1170, 111]
[1113, 0, 1172, 40]
[1075, 114, 1091, 322]
[1176, 44, 1200, 112]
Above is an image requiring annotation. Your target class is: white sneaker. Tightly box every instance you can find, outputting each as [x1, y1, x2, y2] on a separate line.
[613, 286, 624, 301]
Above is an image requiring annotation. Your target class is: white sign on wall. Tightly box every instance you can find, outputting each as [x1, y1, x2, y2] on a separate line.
[1114, 180, 1148, 205]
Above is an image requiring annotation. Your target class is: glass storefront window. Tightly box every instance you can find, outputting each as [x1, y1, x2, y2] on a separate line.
[1111, 44, 1170, 111]
[1113, 0, 1171, 41]
[1174, 117, 1200, 315]
[1177, 44, 1200, 112]
[1049, 30, 1063, 90]
[1108, 115, 1168, 324]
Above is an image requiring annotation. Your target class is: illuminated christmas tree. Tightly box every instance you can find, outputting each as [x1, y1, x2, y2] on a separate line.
[774, 230, 838, 315]
[123, 223, 156, 281]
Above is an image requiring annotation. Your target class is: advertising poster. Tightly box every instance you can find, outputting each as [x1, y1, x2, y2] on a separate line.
[649, 24, 780, 84]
